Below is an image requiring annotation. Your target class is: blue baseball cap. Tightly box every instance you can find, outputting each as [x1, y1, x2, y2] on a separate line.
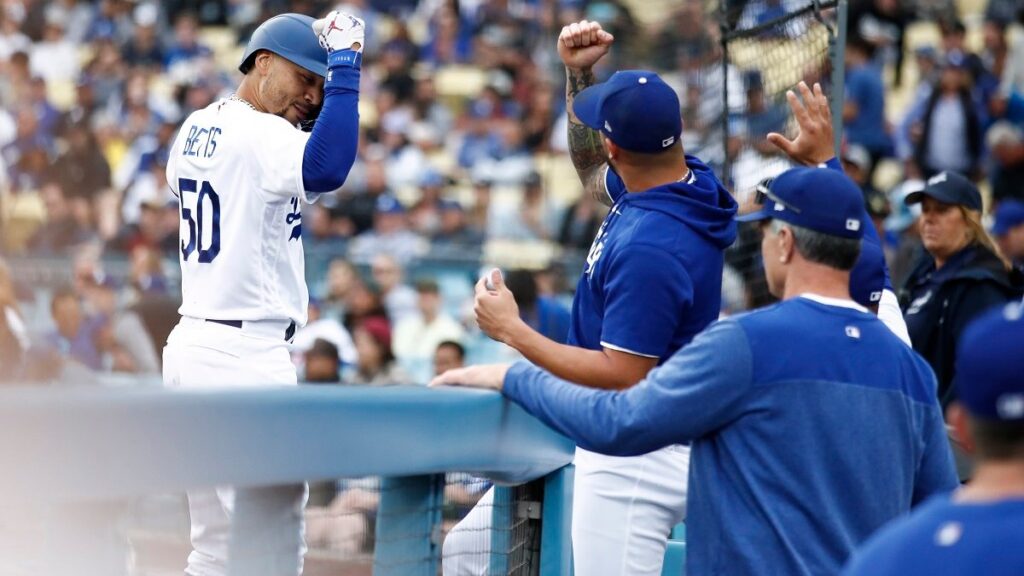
[736, 167, 866, 239]
[850, 240, 886, 307]
[991, 200, 1024, 236]
[375, 194, 406, 215]
[572, 70, 682, 154]
[955, 301, 1024, 421]
[904, 171, 982, 212]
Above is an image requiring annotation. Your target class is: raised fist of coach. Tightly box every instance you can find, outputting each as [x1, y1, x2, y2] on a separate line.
[557, 20, 614, 71]
[313, 11, 365, 53]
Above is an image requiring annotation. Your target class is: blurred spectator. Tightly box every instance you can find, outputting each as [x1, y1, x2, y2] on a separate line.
[938, 18, 986, 85]
[844, 35, 892, 176]
[557, 191, 604, 251]
[895, 46, 941, 163]
[43, 286, 103, 371]
[107, 197, 177, 255]
[0, 10, 30, 61]
[848, 0, 910, 85]
[28, 179, 96, 255]
[319, 258, 360, 321]
[409, 169, 447, 237]
[81, 274, 160, 374]
[434, 199, 484, 248]
[841, 144, 890, 241]
[986, 120, 1024, 204]
[992, 199, 1024, 268]
[0, 259, 29, 377]
[292, 298, 358, 374]
[164, 12, 212, 70]
[393, 279, 465, 379]
[348, 195, 428, 266]
[457, 102, 503, 169]
[899, 172, 1021, 410]
[885, 179, 925, 289]
[487, 172, 559, 241]
[911, 54, 983, 180]
[433, 339, 465, 376]
[29, 15, 79, 83]
[370, 254, 418, 325]
[129, 245, 168, 296]
[334, 154, 390, 236]
[652, 1, 714, 71]
[122, 3, 164, 68]
[503, 268, 571, 344]
[743, 70, 788, 156]
[53, 120, 112, 202]
[341, 279, 388, 333]
[348, 317, 409, 386]
[303, 338, 342, 384]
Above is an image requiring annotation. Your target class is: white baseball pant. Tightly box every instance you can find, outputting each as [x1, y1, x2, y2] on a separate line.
[162, 316, 307, 576]
[442, 444, 689, 576]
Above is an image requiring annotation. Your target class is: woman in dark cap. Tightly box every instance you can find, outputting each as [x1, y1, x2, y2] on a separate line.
[900, 170, 1022, 409]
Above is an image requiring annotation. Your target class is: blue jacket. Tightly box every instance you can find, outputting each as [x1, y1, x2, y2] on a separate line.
[569, 156, 737, 362]
[843, 494, 1024, 576]
[504, 296, 958, 575]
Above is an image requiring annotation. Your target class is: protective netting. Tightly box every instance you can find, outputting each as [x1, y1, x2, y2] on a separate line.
[717, 0, 842, 310]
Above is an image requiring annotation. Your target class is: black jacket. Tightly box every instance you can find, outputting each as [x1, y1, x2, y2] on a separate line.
[900, 245, 1023, 408]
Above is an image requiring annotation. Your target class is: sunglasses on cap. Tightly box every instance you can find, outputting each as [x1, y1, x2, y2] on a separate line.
[754, 177, 802, 214]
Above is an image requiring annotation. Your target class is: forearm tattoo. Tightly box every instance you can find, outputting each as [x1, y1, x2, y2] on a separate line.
[566, 67, 611, 206]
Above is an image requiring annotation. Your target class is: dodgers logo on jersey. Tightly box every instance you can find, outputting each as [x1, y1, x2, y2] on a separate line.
[287, 197, 302, 241]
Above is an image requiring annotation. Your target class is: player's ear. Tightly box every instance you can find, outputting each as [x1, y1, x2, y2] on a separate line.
[946, 402, 975, 455]
[604, 137, 618, 161]
[254, 51, 274, 75]
[777, 225, 795, 264]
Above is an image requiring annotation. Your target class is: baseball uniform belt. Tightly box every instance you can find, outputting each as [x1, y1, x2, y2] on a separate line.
[205, 318, 297, 341]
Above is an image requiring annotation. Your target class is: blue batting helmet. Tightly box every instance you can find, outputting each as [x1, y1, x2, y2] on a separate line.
[239, 13, 327, 78]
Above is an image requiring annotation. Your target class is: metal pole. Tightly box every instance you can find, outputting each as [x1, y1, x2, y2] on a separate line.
[830, 0, 848, 154]
[720, 0, 732, 187]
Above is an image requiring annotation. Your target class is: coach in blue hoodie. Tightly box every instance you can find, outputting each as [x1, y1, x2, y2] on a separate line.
[454, 21, 738, 576]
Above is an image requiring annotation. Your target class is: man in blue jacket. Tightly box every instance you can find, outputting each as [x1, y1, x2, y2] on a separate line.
[843, 301, 1024, 576]
[452, 20, 738, 576]
[435, 167, 958, 576]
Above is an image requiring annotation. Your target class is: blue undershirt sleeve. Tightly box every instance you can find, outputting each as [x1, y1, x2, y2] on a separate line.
[823, 157, 893, 291]
[502, 320, 754, 456]
[301, 50, 361, 194]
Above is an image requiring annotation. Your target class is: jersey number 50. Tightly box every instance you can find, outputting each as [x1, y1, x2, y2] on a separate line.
[179, 178, 221, 263]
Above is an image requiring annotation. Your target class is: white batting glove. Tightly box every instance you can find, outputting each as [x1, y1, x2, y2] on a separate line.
[312, 11, 365, 53]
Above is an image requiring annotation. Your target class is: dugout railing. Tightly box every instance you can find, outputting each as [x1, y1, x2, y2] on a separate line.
[0, 384, 575, 575]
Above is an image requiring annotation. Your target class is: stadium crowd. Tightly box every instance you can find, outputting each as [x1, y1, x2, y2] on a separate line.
[0, 0, 1023, 571]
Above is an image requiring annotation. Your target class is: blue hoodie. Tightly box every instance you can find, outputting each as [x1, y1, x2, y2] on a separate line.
[570, 155, 738, 362]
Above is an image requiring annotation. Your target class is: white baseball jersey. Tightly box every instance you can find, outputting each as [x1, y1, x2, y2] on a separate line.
[166, 98, 321, 326]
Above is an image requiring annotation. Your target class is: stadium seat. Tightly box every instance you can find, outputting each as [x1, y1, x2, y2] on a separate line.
[662, 540, 687, 576]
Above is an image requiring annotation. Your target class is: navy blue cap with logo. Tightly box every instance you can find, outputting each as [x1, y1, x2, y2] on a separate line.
[991, 199, 1024, 236]
[735, 167, 866, 239]
[955, 301, 1024, 421]
[904, 170, 982, 212]
[849, 240, 886, 307]
[572, 70, 682, 154]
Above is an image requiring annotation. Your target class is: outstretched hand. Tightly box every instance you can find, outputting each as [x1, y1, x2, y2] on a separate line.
[767, 81, 835, 166]
[429, 364, 511, 391]
[557, 20, 614, 71]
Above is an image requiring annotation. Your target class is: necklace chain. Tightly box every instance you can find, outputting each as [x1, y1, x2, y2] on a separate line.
[229, 93, 258, 112]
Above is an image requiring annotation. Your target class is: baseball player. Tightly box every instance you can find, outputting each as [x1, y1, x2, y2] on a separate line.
[162, 11, 364, 576]
[842, 301, 1024, 576]
[445, 20, 739, 576]
[435, 167, 958, 576]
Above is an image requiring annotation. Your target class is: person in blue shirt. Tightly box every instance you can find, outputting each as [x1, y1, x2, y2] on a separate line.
[843, 301, 1024, 576]
[435, 166, 958, 576]
[448, 20, 737, 576]
[843, 35, 892, 176]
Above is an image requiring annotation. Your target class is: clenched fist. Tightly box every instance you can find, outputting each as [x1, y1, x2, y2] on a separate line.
[557, 20, 614, 71]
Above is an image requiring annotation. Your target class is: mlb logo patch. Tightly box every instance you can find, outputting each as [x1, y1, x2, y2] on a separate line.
[662, 136, 675, 148]
[844, 326, 861, 339]
[604, 120, 613, 133]
[846, 218, 861, 231]
[997, 393, 1024, 419]
[870, 290, 882, 303]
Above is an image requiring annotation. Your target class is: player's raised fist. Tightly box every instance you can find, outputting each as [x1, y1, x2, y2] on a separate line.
[313, 11, 365, 53]
[557, 20, 614, 70]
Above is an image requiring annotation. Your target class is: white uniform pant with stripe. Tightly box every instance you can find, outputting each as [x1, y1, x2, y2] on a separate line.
[162, 317, 306, 576]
